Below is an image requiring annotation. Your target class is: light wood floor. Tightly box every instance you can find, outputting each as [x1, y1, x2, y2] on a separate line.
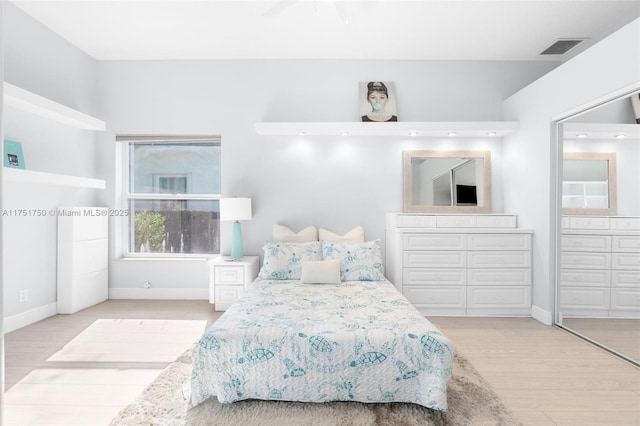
[431, 316, 640, 426]
[3, 301, 639, 425]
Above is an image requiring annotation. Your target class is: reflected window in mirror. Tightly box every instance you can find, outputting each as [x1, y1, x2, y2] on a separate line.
[403, 150, 491, 213]
[562, 152, 617, 216]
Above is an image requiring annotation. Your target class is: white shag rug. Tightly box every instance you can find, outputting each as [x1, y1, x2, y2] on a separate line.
[110, 349, 521, 426]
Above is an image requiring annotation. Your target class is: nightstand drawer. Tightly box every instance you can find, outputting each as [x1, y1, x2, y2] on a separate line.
[215, 285, 244, 311]
[214, 266, 245, 285]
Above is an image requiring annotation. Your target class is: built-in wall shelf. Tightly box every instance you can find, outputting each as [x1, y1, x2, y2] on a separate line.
[255, 121, 519, 137]
[3, 81, 106, 131]
[4, 168, 106, 189]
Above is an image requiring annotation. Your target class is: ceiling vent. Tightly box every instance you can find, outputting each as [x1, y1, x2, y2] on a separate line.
[540, 38, 587, 55]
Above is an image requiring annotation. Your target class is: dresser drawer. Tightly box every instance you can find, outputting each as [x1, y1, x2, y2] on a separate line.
[467, 286, 531, 309]
[610, 217, 640, 230]
[436, 215, 476, 228]
[403, 234, 466, 250]
[404, 251, 466, 268]
[467, 268, 531, 286]
[560, 287, 610, 311]
[612, 253, 640, 270]
[403, 286, 466, 308]
[467, 234, 531, 251]
[395, 215, 437, 228]
[612, 236, 640, 253]
[561, 252, 611, 269]
[612, 270, 640, 288]
[404, 268, 466, 286]
[475, 215, 517, 228]
[214, 265, 245, 285]
[569, 216, 610, 230]
[610, 288, 640, 312]
[467, 251, 531, 268]
[561, 269, 611, 287]
[562, 235, 611, 252]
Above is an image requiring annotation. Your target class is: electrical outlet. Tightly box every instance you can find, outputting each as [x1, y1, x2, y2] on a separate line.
[19, 289, 28, 303]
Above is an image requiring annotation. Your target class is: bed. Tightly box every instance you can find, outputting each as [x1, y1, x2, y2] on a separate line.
[190, 239, 456, 411]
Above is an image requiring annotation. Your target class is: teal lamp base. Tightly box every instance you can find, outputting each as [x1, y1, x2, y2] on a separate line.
[231, 220, 243, 259]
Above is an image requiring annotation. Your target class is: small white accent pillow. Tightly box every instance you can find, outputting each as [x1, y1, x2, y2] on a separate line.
[273, 224, 318, 243]
[299, 260, 342, 284]
[319, 226, 365, 244]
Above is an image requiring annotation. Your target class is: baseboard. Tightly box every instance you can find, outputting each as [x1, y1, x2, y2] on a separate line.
[531, 305, 554, 325]
[108, 287, 209, 300]
[3, 302, 58, 334]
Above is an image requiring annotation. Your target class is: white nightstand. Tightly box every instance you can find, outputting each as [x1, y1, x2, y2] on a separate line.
[209, 255, 260, 311]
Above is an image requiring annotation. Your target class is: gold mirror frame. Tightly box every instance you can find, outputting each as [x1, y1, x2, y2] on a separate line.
[403, 150, 492, 213]
[562, 151, 617, 216]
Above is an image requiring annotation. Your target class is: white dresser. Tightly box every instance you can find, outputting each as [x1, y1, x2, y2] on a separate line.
[57, 207, 109, 314]
[560, 216, 640, 318]
[386, 213, 533, 316]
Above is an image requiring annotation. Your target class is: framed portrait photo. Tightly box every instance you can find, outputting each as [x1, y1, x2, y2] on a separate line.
[359, 81, 398, 122]
[3, 138, 26, 169]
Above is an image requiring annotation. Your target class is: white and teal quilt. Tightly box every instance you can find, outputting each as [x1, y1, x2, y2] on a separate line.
[190, 279, 456, 411]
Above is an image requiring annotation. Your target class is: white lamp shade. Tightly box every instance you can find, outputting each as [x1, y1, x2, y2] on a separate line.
[220, 197, 252, 221]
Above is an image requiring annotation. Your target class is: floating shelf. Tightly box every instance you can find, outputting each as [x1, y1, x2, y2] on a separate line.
[563, 122, 640, 141]
[255, 121, 519, 137]
[3, 82, 106, 131]
[3, 168, 106, 189]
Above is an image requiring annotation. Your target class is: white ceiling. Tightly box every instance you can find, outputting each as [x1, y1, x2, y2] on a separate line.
[9, 0, 640, 61]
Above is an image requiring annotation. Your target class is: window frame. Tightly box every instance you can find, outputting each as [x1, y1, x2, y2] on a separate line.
[119, 135, 221, 258]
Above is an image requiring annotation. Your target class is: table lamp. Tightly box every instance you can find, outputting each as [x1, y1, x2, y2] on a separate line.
[220, 197, 252, 259]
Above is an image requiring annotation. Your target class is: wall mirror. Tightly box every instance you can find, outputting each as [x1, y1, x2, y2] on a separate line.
[562, 151, 617, 216]
[403, 150, 491, 213]
[556, 88, 640, 367]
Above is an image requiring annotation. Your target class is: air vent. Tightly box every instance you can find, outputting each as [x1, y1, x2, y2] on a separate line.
[540, 39, 586, 55]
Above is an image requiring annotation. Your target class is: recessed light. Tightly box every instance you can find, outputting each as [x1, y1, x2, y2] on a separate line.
[486, 131, 497, 137]
[409, 131, 418, 137]
[340, 131, 349, 136]
[298, 131, 307, 136]
[577, 133, 587, 138]
[615, 133, 626, 139]
[448, 132, 457, 137]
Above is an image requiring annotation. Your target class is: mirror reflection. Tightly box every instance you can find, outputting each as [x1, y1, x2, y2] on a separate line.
[557, 90, 640, 366]
[403, 150, 491, 213]
[562, 152, 617, 215]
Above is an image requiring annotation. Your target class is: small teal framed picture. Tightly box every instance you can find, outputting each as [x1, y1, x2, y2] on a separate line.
[3, 138, 26, 169]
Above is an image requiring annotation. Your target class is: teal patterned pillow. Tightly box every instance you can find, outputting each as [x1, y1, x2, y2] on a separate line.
[321, 240, 384, 281]
[258, 241, 322, 280]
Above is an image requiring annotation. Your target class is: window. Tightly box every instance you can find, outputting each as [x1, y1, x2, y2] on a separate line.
[119, 136, 221, 256]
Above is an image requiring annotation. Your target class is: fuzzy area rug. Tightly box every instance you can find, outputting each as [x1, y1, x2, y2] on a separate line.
[110, 349, 521, 426]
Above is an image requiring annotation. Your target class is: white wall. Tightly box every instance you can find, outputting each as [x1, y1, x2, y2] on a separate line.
[503, 18, 640, 324]
[97, 59, 556, 294]
[2, 3, 101, 328]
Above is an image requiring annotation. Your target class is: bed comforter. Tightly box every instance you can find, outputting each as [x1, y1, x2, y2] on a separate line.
[190, 278, 456, 411]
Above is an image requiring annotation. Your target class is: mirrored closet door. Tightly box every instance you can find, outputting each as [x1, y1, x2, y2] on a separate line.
[556, 89, 640, 366]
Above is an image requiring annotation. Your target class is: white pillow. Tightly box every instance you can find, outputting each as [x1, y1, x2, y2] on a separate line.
[273, 224, 318, 243]
[299, 260, 342, 284]
[319, 226, 365, 244]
